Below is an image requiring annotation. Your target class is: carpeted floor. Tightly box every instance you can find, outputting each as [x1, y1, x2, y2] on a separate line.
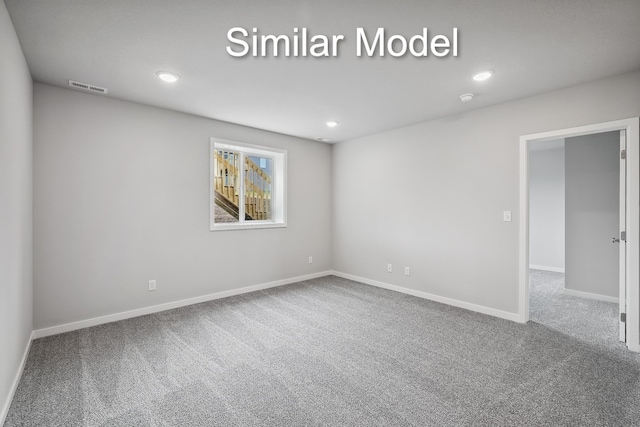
[529, 269, 623, 352]
[5, 275, 640, 426]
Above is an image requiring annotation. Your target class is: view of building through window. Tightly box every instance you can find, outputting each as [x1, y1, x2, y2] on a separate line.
[213, 149, 273, 223]
[245, 155, 273, 221]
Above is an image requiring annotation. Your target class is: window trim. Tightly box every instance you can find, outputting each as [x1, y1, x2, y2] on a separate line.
[210, 138, 287, 231]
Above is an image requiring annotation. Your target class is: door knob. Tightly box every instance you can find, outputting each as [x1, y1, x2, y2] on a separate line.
[612, 237, 620, 243]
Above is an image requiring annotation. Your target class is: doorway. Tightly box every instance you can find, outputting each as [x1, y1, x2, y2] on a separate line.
[519, 118, 640, 352]
[528, 133, 621, 346]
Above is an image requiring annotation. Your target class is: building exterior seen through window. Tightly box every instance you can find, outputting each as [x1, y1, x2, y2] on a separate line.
[210, 139, 286, 230]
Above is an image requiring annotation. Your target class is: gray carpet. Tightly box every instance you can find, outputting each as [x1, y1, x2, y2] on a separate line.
[5, 275, 640, 426]
[529, 269, 623, 352]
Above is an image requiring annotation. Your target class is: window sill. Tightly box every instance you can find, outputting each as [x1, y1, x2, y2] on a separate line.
[210, 221, 287, 232]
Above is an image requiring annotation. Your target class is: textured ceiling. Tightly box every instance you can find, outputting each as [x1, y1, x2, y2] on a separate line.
[6, 0, 640, 142]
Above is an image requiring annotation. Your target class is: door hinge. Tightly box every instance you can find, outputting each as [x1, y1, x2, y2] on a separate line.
[621, 313, 626, 323]
[621, 231, 627, 241]
[621, 149, 626, 160]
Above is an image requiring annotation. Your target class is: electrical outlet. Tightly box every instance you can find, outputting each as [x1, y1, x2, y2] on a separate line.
[148, 280, 156, 291]
[387, 264, 392, 273]
[308, 256, 313, 264]
[404, 267, 410, 276]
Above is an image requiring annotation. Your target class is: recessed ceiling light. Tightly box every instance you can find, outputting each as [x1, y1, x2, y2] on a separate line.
[316, 137, 330, 142]
[156, 71, 180, 83]
[472, 70, 493, 81]
[460, 93, 474, 103]
[326, 121, 339, 128]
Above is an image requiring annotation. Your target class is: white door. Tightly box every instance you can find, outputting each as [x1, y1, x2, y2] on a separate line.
[619, 130, 627, 342]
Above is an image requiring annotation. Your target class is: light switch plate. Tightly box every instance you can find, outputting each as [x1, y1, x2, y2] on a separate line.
[503, 211, 512, 222]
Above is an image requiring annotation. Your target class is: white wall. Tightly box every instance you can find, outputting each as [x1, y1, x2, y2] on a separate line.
[529, 143, 565, 272]
[332, 71, 640, 316]
[33, 83, 332, 330]
[0, 2, 33, 422]
[565, 131, 620, 298]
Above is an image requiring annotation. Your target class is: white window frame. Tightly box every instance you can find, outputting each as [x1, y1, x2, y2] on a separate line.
[210, 138, 287, 231]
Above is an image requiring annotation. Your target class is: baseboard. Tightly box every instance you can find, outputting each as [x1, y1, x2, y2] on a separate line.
[1, 331, 34, 426]
[530, 265, 565, 273]
[33, 271, 332, 339]
[330, 271, 519, 323]
[563, 288, 619, 303]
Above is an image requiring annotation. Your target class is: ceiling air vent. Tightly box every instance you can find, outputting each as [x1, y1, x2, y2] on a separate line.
[68, 80, 108, 94]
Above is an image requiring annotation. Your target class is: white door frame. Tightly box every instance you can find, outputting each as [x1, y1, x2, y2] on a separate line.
[518, 117, 640, 352]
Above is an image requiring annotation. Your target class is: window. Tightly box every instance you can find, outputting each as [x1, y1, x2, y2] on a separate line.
[210, 138, 287, 230]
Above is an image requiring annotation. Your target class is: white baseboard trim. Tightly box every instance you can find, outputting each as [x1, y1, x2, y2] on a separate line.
[33, 271, 332, 339]
[530, 265, 565, 273]
[563, 288, 619, 304]
[330, 271, 519, 323]
[1, 331, 34, 426]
